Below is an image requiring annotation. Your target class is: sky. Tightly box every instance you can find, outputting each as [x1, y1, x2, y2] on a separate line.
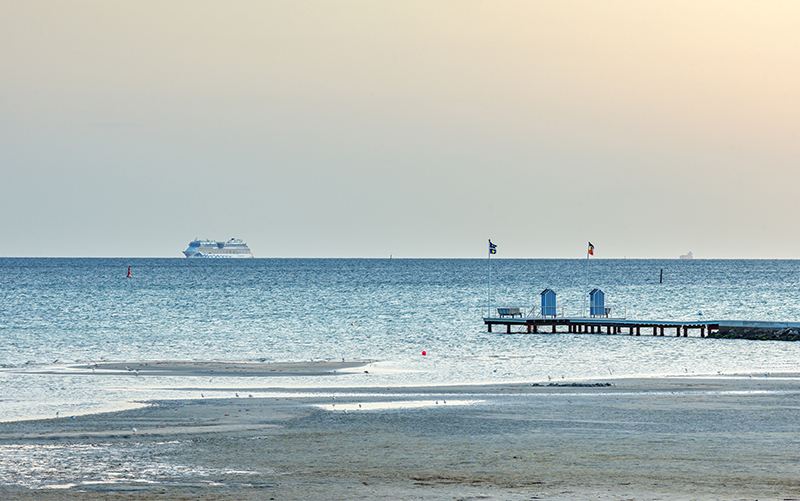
[1, 1, 798, 258]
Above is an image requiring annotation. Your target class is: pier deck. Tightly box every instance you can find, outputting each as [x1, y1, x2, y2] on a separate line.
[483, 317, 800, 338]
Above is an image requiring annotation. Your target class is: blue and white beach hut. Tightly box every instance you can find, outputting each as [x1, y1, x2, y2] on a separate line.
[541, 288, 556, 317]
[589, 288, 605, 317]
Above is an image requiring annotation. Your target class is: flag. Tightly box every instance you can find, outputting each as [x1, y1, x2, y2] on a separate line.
[588, 242, 594, 256]
[489, 240, 497, 254]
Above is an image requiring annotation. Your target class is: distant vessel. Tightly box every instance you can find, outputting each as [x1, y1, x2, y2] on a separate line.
[183, 238, 254, 258]
[680, 251, 693, 260]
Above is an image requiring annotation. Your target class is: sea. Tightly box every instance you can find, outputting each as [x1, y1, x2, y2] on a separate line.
[2, 257, 800, 423]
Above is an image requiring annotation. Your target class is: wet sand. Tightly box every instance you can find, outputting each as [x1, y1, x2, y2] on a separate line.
[1, 362, 799, 500]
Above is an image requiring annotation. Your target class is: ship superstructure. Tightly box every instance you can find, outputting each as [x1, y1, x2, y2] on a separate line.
[183, 238, 254, 258]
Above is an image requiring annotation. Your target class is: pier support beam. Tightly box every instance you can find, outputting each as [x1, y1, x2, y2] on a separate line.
[507, 324, 511, 334]
[636, 327, 641, 336]
[488, 324, 492, 333]
[552, 324, 556, 333]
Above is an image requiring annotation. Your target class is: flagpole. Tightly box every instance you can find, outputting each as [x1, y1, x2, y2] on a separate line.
[487, 241, 491, 318]
[583, 247, 589, 317]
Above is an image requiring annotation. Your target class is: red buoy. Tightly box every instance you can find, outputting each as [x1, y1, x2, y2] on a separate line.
[126, 266, 132, 278]
[421, 351, 427, 356]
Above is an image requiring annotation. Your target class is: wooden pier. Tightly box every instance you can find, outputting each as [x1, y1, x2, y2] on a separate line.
[485, 316, 800, 340]
[484, 316, 720, 337]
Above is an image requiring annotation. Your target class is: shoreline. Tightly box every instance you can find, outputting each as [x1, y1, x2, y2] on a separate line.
[1, 370, 799, 500]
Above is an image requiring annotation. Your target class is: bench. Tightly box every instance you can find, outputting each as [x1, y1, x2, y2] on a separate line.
[497, 307, 523, 318]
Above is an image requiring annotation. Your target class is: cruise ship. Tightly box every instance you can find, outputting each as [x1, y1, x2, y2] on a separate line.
[183, 238, 254, 258]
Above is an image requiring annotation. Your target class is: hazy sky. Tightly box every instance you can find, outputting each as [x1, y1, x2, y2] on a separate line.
[2, 1, 798, 258]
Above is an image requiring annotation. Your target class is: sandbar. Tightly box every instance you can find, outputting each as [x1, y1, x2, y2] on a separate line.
[16, 359, 374, 377]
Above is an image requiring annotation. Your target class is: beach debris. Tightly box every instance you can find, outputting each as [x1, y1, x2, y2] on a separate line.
[248, 394, 253, 398]
[530, 382, 615, 387]
[132, 427, 137, 433]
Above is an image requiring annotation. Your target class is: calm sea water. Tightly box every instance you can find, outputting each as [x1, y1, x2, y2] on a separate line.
[2, 258, 800, 422]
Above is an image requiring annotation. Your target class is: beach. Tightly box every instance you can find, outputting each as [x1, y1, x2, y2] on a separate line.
[1, 361, 799, 500]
